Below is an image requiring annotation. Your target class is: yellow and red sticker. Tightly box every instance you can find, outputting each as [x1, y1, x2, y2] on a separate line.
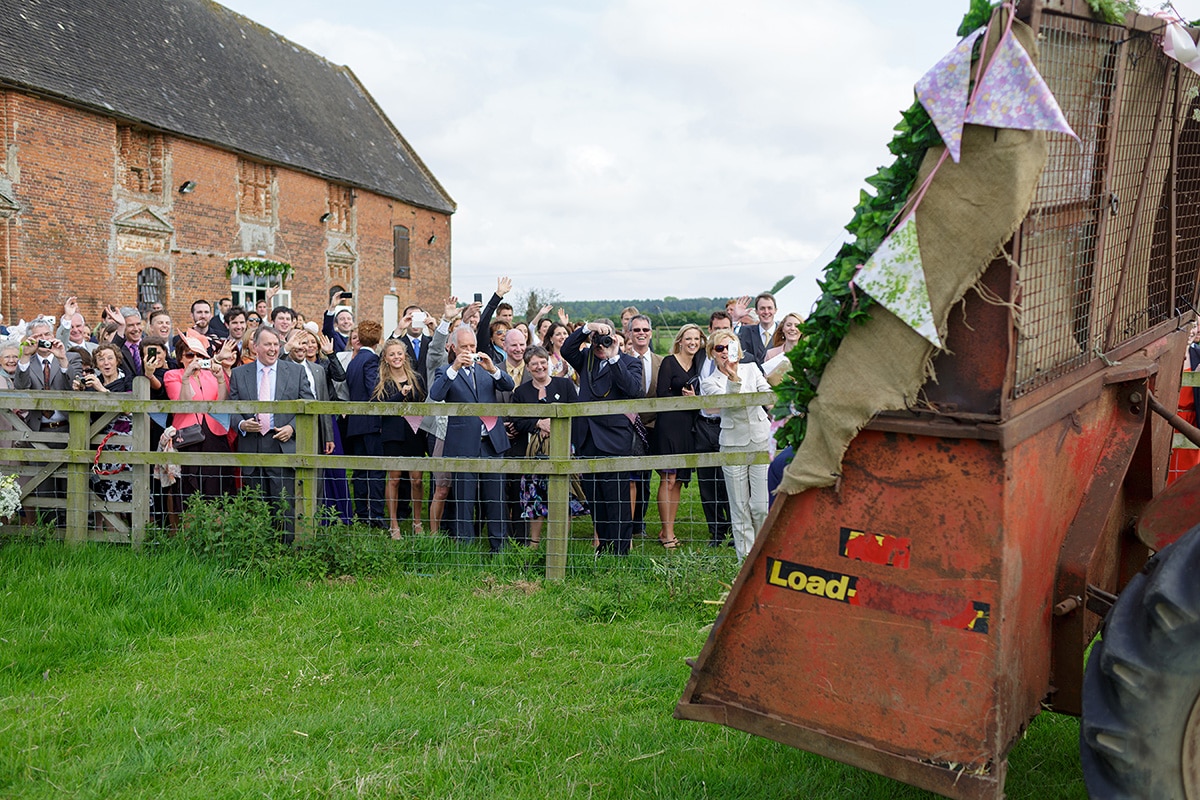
[839, 527, 910, 569]
[765, 556, 989, 635]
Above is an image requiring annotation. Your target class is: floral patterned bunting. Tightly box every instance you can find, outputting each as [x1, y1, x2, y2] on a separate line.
[852, 215, 942, 348]
[963, 29, 1078, 142]
[915, 28, 985, 163]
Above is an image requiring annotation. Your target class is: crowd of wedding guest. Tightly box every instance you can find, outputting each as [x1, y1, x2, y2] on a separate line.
[0, 280, 802, 558]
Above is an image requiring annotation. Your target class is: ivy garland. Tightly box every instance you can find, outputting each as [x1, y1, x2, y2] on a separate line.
[226, 258, 294, 281]
[771, 0, 991, 451]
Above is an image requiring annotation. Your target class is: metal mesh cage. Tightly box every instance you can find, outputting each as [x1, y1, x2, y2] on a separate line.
[1014, 15, 1200, 396]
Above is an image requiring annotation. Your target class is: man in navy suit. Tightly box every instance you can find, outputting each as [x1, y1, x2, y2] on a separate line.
[344, 320, 388, 527]
[562, 319, 643, 554]
[429, 325, 515, 551]
[737, 292, 777, 368]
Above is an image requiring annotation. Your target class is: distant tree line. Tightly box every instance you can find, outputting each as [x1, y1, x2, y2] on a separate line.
[517, 276, 796, 333]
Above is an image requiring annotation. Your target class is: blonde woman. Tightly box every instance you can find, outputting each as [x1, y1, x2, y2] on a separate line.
[652, 323, 705, 549]
[700, 329, 771, 561]
[374, 338, 427, 539]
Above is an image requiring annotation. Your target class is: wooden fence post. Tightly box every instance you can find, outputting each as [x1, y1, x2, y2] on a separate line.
[545, 414, 572, 581]
[65, 410, 89, 544]
[293, 408, 319, 540]
[130, 377, 150, 549]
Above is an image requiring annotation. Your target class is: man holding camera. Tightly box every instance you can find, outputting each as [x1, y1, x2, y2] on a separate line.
[392, 304, 434, 384]
[15, 319, 82, 427]
[562, 319, 644, 555]
[429, 325, 515, 551]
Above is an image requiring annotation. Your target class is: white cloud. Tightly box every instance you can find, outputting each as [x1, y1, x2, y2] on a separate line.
[217, 0, 990, 302]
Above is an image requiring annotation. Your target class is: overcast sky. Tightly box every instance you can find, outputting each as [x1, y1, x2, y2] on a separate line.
[218, 0, 1195, 312]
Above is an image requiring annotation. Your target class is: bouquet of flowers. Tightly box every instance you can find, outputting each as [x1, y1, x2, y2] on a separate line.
[0, 474, 21, 521]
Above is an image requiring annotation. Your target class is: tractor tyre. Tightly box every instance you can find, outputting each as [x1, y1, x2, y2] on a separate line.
[1080, 523, 1200, 799]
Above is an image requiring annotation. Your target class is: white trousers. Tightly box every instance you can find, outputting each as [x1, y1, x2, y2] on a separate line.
[722, 440, 768, 561]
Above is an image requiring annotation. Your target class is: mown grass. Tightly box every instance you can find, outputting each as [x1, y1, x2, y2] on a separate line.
[0, 534, 1087, 799]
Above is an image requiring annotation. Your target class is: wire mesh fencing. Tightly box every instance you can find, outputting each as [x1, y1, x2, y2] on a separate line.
[0, 379, 776, 578]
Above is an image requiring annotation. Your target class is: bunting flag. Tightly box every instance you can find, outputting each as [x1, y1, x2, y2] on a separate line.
[963, 29, 1078, 142]
[915, 28, 985, 163]
[1161, 17, 1200, 77]
[852, 215, 942, 348]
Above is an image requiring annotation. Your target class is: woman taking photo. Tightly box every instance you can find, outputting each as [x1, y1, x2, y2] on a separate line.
[374, 338, 427, 540]
[512, 345, 582, 547]
[76, 343, 134, 503]
[653, 323, 705, 550]
[700, 329, 771, 562]
[164, 337, 233, 501]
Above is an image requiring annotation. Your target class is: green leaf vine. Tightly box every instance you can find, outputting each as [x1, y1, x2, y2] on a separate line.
[1083, 0, 1140, 25]
[226, 258, 294, 281]
[771, 2, 979, 451]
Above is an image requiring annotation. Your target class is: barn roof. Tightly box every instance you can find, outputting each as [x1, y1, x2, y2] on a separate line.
[0, 0, 454, 213]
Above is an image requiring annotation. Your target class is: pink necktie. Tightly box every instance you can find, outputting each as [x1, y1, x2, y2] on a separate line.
[257, 366, 273, 432]
[481, 415, 498, 431]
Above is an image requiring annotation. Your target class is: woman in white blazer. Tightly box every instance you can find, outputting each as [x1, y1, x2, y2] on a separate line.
[700, 329, 771, 561]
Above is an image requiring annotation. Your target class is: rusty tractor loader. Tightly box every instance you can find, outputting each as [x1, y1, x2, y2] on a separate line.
[677, 2, 1200, 798]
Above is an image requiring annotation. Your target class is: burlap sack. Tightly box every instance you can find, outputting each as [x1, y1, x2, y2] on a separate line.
[779, 14, 1048, 494]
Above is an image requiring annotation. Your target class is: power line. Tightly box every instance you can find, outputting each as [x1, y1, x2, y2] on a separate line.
[456, 257, 814, 279]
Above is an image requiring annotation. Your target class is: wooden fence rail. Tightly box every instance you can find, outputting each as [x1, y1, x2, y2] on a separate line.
[0, 379, 778, 579]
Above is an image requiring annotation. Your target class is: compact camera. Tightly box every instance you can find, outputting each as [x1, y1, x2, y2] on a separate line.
[470, 352, 484, 362]
[36, 339, 55, 350]
[198, 359, 211, 369]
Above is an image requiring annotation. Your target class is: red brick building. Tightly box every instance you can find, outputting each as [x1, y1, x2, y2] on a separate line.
[0, 0, 454, 328]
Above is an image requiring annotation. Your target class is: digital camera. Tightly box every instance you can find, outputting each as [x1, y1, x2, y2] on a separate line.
[198, 359, 211, 369]
[36, 339, 55, 350]
[590, 331, 614, 349]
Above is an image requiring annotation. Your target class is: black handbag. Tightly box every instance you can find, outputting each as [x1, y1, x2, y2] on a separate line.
[173, 423, 205, 449]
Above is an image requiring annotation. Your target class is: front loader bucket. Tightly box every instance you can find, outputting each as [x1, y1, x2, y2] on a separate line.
[676, 371, 1153, 799]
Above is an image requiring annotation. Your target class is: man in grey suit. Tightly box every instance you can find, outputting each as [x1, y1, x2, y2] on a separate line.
[228, 325, 314, 538]
[15, 318, 83, 431]
[15, 318, 83, 524]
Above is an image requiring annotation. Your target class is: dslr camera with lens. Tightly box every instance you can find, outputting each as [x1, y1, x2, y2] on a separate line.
[590, 330, 614, 349]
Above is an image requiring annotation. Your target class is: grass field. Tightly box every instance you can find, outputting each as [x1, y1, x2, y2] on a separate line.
[0, 528, 1091, 800]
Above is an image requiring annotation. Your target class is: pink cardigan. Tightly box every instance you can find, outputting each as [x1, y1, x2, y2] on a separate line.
[163, 369, 228, 435]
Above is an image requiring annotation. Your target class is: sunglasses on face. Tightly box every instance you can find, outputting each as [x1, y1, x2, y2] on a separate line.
[630, 327, 650, 333]
[713, 344, 730, 352]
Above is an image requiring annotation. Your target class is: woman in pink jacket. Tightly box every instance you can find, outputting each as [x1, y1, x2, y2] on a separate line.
[164, 336, 234, 500]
